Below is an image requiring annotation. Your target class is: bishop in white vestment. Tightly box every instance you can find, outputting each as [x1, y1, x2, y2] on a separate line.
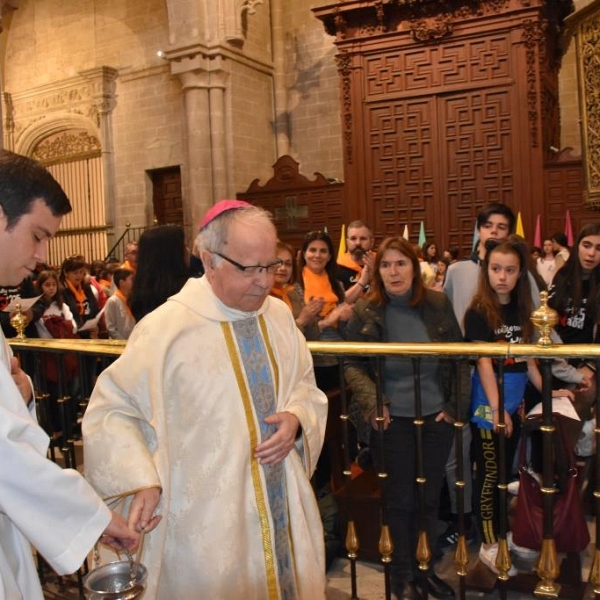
[83, 202, 328, 600]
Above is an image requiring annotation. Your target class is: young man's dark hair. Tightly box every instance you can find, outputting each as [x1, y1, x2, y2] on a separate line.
[112, 267, 134, 290]
[476, 202, 515, 233]
[0, 150, 71, 229]
[551, 232, 569, 248]
[448, 246, 460, 261]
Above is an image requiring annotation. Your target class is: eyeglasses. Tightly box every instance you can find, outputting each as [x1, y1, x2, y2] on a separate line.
[214, 252, 282, 277]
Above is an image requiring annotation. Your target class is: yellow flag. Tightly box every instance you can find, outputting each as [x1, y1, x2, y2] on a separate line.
[337, 224, 347, 261]
[516, 211, 525, 238]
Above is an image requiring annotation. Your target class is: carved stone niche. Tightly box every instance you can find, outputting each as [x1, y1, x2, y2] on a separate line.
[565, 0, 600, 208]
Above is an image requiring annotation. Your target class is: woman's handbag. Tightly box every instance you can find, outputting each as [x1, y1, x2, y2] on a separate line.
[512, 414, 590, 553]
[41, 316, 80, 382]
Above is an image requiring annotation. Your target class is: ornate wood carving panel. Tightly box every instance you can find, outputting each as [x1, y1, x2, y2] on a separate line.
[367, 87, 514, 249]
[442, 89, 514, 241]
[364, 35, 512, 98]
[237, 155, 344, 250]
[356, 30, 527, 251]
[315, 0, 579, 253]
[368, 98, 436, 239]
[568, 3, 600, 207]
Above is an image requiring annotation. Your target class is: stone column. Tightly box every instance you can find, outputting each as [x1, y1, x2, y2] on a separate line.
[168, 48, 231, 227]
[174, 61, 213, 229]
[208, 69, 229, 202]
[80, 67, 119, 240]
[271, 0, 290, 156]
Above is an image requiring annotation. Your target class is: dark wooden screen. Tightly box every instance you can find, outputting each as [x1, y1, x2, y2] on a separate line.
[314, 0, 596, 255]
[237, 155, 344, 251]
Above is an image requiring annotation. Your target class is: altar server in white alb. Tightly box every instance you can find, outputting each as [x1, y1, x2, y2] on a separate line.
[0, 150, 139, 600]
[83, 200, 328, 600]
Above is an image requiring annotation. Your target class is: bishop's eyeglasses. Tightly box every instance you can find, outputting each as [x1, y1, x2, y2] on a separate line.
[213, 252, 282, 277]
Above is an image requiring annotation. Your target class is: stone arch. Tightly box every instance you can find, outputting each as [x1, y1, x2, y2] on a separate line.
[15, 112, 101, 157]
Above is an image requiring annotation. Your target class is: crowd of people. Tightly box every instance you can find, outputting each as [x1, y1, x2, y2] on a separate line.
[0, 221, 198, 439]
[2, 147, 600, 600]
[261, 207, 599, 599]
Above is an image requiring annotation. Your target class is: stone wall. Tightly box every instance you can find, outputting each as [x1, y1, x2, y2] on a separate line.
[112, 65, 184, 227]
[281, 1, 342, 182]
[0, 0, 586, 239]
[2, 0, 179, 236]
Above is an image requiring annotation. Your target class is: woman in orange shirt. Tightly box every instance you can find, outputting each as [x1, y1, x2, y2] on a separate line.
[295, 231, 353, 392]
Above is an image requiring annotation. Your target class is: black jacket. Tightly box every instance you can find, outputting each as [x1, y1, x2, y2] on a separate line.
[344, 289, 470, 421]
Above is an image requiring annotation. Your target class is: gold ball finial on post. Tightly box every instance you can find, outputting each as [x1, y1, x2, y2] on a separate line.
[9, 303, 29, 340]
[530, 291, 558, 347]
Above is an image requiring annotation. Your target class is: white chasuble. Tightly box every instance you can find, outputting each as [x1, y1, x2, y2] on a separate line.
[83, 276, 328, 600]
[0, 332, 111, 600]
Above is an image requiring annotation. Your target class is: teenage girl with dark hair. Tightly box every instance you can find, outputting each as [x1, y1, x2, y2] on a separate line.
[60, 254, 100, 339]
[34, 269, 79, 435]
[536, 238, 556, 287]
[548, 223, 600, 419]
[466, 235, 572, 576]
[128, 224, 190, 322]
[422, 240, 440, 274]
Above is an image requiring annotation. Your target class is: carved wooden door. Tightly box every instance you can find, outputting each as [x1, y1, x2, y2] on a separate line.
[367, 87, 515, 254]
[150, 167, 183, 225]
[314, 0, 576, 254]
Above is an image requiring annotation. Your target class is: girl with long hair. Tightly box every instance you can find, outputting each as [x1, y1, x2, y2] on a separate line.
[422, 239, 439, 274]
[466, 235, 572, 576]
[35, 270, 77, 336]
[548, 223, 600, 419]
[59, 254, 100, 339]
[548, 224, 600, 347]
[536, 238, 556, 287]
[128, 224, 190, 322]
[34, 269, 79, 434]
